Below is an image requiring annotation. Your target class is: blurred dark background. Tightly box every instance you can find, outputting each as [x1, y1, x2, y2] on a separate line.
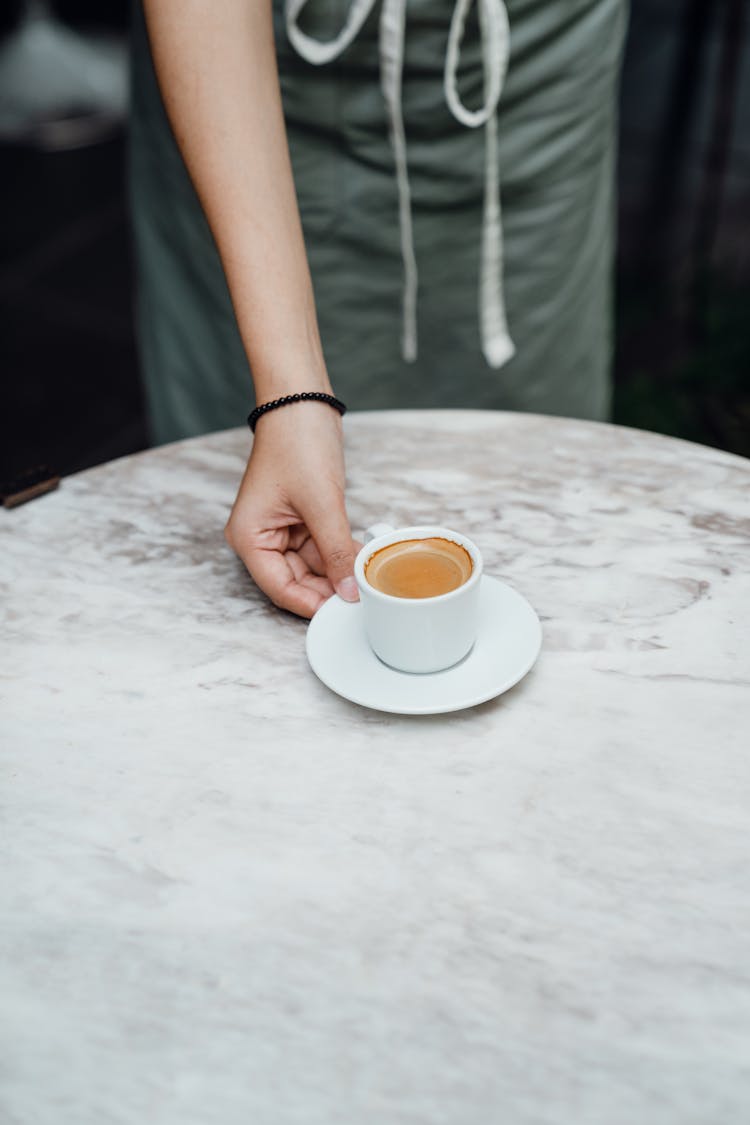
[2, 0, 748, 486]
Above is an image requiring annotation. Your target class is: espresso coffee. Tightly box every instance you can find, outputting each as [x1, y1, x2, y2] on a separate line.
[365, 537, 473, 599]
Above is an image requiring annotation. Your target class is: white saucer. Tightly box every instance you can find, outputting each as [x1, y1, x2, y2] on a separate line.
[306, 575, 542, 715]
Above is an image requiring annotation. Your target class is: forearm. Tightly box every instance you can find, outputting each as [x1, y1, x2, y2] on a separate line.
[142, 0, 330, 401]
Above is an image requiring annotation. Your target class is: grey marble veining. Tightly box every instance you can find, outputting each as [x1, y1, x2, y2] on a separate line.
[1, 410, 749, 1124]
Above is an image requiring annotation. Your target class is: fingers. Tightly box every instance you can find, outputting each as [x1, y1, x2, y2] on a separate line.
[296, 534, 326, 575]
[302, 494, 360, 602]
[284, 549, 333, 598]
[297, 533, 365, 580]
[246, 547, 330, 619]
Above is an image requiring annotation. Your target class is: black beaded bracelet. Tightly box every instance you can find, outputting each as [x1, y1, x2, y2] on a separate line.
[247, 392, 347, 433]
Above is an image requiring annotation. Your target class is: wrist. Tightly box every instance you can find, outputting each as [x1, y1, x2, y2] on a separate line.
[253, 370, 334, 406]
[249, 323, 332, 402]
[254, 374, 334, 403]
[250, 394, 345, 454]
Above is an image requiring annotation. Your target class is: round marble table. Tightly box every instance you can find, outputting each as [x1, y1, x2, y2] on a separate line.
[2, 410, 749, 1124]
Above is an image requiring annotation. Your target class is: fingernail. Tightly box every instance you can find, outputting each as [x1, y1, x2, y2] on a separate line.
[337, 576, 359, 602]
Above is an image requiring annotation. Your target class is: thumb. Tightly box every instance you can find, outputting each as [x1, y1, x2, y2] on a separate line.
[307, 496, 359, 602]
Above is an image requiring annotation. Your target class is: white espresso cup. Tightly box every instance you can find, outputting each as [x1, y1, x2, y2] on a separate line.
[354, 524, 483, 674]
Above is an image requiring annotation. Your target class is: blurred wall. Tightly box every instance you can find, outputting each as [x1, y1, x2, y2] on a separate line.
[616, 0, 749, 454]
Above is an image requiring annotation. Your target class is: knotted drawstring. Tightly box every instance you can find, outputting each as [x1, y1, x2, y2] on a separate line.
[285, 0, 514, 368]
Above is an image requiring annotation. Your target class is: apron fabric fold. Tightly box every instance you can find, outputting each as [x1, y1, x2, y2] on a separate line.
[130, 0, 627, 443]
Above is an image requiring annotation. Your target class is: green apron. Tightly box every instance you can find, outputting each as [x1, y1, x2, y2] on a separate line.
[130, 0, 628, 444]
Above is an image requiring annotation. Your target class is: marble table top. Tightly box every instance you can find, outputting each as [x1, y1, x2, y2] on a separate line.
[2, 410, 750, 1124]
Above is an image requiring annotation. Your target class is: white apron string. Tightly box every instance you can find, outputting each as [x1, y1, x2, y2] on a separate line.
[285, 0, 377, 64]
[445, 0, 514, 367]
[285, 0, 514, 369]
[379, 0, 418, 361]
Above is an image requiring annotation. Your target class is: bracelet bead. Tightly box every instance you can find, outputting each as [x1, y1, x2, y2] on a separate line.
[247, 392, 347, 433]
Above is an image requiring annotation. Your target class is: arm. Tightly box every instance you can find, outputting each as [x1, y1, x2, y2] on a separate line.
[142, 0, 359, 617]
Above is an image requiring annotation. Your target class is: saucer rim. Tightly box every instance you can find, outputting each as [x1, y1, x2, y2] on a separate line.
[306, 575, 542, 715]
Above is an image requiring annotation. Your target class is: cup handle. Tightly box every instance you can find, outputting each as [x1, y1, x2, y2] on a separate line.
[364, 523, 395, 544]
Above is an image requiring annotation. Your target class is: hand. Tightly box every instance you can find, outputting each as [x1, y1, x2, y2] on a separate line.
[224, 404, 360, 618]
